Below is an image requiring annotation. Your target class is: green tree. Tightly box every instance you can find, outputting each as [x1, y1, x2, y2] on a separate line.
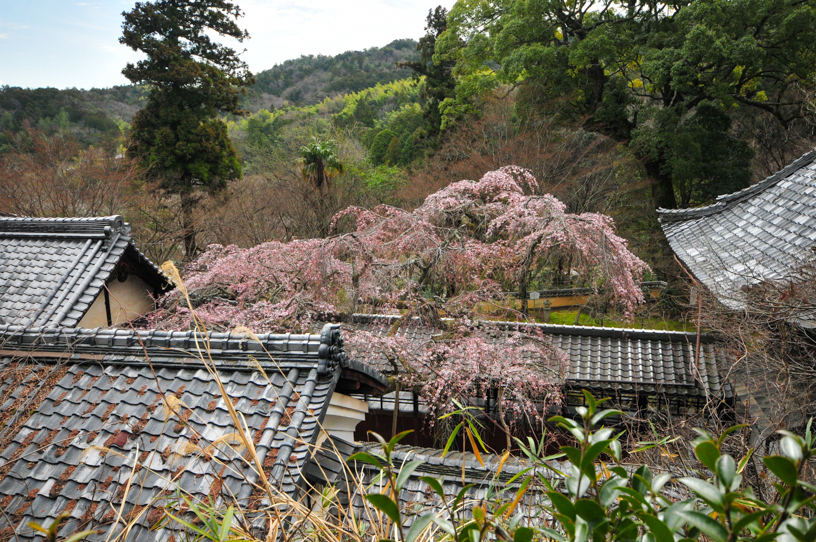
[353, 95, 376, 127]
[399, 6, 457, 138]
[299, 137, 344, 196]
[369, 129, 396, 165]
[437, 0, 816, 209]
[120, 0, 255, 257]
[384, 136, 403, 166]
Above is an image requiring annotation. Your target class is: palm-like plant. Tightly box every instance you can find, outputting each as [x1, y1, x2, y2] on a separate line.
[299, 137, 344, 196]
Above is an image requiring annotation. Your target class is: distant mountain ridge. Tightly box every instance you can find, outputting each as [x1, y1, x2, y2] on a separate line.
[0, 39, 419, 150]
[248, 38, 418, 109]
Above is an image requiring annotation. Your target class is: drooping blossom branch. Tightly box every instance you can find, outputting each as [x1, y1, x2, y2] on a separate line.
[142, 166, 648, 425]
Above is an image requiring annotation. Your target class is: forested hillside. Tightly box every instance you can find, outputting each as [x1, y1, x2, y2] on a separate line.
[0, 39, 418, 151]
[247, 38, 419, 109]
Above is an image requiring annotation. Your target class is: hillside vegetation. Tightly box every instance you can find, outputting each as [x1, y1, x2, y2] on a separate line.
[0, 39, 418, 151]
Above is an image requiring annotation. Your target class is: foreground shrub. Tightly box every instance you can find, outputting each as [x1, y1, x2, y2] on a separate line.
[350, 392, 816, 542]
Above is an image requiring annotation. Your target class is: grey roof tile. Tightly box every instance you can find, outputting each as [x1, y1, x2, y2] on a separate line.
[316, 315, 723, 398]
[0, 216, 170, 328]
[659, 149, 816, 313]
[0, 323, 387, 541]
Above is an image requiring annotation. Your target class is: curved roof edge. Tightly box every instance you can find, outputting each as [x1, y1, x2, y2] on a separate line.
[657, 148, 816, 223]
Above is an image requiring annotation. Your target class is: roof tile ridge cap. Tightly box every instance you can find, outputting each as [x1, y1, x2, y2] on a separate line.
[0, 325, 94, 348]
[124, 239, 165, 275]
[478, 319, 709, 340]
[716, 147, 816, 204]
[0, 214, 128, 235]
[658, 147, 816, 223]
[657, 201, 727, 223]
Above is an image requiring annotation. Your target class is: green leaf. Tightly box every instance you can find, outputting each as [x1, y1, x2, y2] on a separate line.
[599, 476, 626, 507]
[406, 513, 435, 542]
[640, 514, 675, 542]
[366, 494, 401, 524]
[717, 424, 748, 446]
[64, 532, 98, 542]
[591, 409, 622, 425]
[786, 486, 815, 512]
[737, 449, 754, 473]
[180, 493, 211, 532]
[575, 499, 605, 522]
[460, 521, 479, 542]
[220, 506, 234, 541]
[388, 430, 415, 454]
[764, 455, 799, 487]
[607, 440, 622, 461]
[514, 527, 534, 542]
[433, 518, 456, 537]
[731, 510, 767, 535]
[163, 509, 209, 538]
[781, 436, 804, 463]
[661, 500, 695, 531]
[395, 460, 425, 492]
[561, 446, 583, 467]
[547, 491, 576, 521]
[443, 423, 463, 457]
[582, 390, 598, 413]
[632, 465, 653, 496]
[348, 451, 385, 469]
[651, 473, 672, 494]
[452, 484, 477, 513]
[369, 431, 389, 447]
[716, 455, 736, 491]
[618, 487, 649, 507]
[676, 510, 729, 542]
[581, 440, 612, 475]
[678, 477, 725, 512]
[695, 441, 721, 472]
[540, 527, 568, 542]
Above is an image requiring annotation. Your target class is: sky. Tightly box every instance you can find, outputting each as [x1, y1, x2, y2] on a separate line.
[0, 0, 456, 90]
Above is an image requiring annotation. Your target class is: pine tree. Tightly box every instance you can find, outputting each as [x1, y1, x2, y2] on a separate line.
[120, 0, 255, 257]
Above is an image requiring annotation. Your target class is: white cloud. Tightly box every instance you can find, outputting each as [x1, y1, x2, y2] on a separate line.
[0, 34, 7, 39]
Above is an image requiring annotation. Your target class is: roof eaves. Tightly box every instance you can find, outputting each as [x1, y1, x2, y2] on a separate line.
[657, 148, 816, 224]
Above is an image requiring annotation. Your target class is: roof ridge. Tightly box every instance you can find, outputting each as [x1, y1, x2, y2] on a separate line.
[0, 323, 346, 365]
[657, 148, 816, 223]
[0, 215, 131, 237]
[345, 313, 711, 342]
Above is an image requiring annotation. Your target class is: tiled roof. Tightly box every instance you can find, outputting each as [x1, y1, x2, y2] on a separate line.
[0, 216, 169, 327]
[659, 149, 816, 311]
[0, 324, 387, 541]
[322, 315, 723, 398]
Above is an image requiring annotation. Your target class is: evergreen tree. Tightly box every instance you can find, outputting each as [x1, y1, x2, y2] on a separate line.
[120, 0, 255, 256]
[437, 0, 816, 209]
[399, 7, 457, 138]
[384, 136, 402, 166]
[369, 129, 396, 165]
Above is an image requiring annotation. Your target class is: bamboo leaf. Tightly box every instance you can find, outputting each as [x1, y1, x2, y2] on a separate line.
[406, 513, 435, 542]
[466, 427, 485, 468]
[396, 460, 425, 492]
[366, 494, 402, 525]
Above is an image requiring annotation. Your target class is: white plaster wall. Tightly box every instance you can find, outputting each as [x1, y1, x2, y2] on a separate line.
[321, 393, 369, 443]
[78, 274, 155, 328]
